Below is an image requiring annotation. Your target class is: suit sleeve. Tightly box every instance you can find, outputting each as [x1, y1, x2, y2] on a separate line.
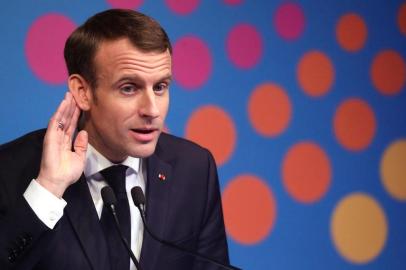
[0, 177, 53, 269]
[193, 150, 230, 270]
[0, 130, 60, 269]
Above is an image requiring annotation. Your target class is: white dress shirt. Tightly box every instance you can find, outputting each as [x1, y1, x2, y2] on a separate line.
[24, 143, 145, 270]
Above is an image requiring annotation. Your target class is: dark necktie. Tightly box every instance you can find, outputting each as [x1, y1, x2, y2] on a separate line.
[100, 165, 131, 270]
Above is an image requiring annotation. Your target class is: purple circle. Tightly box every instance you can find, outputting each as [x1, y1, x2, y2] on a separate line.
[226, 23, 263, 69]
[25, 13, 76, 84]
[224, 0, 242, 5]
[173, 36, 212, 90]
[165, 0, 200, 15]
[106, 0, 143, 9]
[274, 2, 305, 41]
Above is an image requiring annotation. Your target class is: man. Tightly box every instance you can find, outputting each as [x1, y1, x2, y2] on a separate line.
[0, 9, 229, 270]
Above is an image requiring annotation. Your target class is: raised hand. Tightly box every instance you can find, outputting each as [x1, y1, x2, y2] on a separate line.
[36, 92, 88, 198]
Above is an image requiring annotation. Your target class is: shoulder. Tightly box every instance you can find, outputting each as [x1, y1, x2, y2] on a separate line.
[155, 132, 214, 164]
[0, 129, 45, 163]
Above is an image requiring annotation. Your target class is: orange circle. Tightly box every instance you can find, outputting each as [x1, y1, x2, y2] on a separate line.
[371, 50, 406, 95]
[222, 174, 276, 245]
[282, 141, 331, 203]
[248, 83, 292, 137]
[336, 13, 367, 52]
[331, 193, 388, 264]
[399, 3, 406, 35]
[297, 50, 335, 97]
[185, 105, 236, 166]
[333, 98, 376, 151]
[380, 139, 406, 201]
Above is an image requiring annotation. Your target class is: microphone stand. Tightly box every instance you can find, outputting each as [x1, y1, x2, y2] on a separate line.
[102, 186, 143, 270]
[131, 187, 242, 270]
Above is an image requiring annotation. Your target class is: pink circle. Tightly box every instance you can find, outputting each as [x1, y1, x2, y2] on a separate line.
[106, 0, 143, 9]
[25, 13, 76, 84]
[165, 0, 200, 15]
[274, 2, 305, 41]
[224, 0, 242, 5]
[226, 23, 263, 69]
[173, 36, 212, 90]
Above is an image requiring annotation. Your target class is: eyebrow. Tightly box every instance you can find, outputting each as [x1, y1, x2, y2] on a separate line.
[156, 75, 173, 83]
[113, 74, 172, 87]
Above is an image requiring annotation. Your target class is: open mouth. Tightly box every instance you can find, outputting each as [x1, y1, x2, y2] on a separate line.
[129, 128, 159, 142]
[132, 128, 155, 134]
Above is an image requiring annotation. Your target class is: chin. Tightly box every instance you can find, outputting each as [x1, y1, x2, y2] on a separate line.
[128, 142, 158, 158]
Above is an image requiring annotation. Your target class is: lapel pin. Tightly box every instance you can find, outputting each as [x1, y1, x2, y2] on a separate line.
[158, 173, 166, 181]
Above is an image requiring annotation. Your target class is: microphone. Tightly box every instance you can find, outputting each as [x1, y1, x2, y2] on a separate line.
[131, 187, 242, 270]
[101, 186, 143, 270]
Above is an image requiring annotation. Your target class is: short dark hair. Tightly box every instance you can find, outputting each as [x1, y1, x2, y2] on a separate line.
[64, 9, 172, 89]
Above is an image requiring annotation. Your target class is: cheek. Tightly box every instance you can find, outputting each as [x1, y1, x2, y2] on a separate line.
[93, 102, 128, 130]
[159, 97, 170, 117]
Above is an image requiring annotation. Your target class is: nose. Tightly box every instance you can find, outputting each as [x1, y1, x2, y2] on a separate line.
[138, 89, 160, 119]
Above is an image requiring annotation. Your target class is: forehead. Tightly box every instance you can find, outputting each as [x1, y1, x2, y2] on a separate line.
[94, 38, 172, 77]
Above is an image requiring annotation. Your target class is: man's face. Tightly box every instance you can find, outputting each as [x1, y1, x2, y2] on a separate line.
[83, 38, 171, 162]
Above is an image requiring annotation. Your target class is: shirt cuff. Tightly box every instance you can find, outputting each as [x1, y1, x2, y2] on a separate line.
[23, 179, 67, 229]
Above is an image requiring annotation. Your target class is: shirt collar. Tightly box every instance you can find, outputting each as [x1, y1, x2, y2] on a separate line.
[84, 143, 140, 178]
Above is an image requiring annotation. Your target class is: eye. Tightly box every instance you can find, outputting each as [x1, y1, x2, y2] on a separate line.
[153, 82, 169, 95]
[120, 84, 137, 95]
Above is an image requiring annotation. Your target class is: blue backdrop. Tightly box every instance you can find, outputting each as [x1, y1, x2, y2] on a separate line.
[1, 1, 406, 269]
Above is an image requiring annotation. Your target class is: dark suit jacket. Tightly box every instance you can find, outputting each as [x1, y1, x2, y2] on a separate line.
[0, 129, 229, 270]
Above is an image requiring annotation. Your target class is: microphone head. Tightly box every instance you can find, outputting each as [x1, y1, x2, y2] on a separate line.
[131, 186, 146, 207]
[101, 186, 117, 206]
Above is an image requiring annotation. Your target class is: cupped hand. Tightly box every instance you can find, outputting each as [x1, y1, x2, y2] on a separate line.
[36, 92, 88, 198]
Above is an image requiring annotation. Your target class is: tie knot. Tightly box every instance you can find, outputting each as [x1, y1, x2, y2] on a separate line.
[100, 165, 128, 197]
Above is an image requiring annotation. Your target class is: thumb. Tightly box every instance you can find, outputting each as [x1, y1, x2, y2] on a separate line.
[74, 130, 88, 158]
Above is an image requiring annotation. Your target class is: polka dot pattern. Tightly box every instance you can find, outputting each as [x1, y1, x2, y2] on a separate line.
[336, 13, 367, 52]
[297, 50, 335, 97]
[185, 105, 236, 166]
[274, 2, 306, 41]
[371, 50, 406, 95]
[380, 139, 406, 201]
[3, 2, 406, 270]
[106, 0, 143, 9]
[224, 0, 242, 5]
[333, 98, 376, 151]
[173, 36, 212, 90]
[222, 174, 276, 245]
[226, 23, 263, 69]
[331, 193, 388, 264]
[165, 0, 200, 15]
[248, 83, 292, 137]
[282, 141, 331, 203]
[399, 3, 406, 35]
[25, 13, 76, 84]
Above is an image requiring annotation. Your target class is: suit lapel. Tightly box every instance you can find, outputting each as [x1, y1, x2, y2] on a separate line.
[63, 175, 110, 270]
[140, 153, 172, 269]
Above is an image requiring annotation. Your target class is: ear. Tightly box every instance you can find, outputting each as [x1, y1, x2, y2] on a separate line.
[68, 74, 93, 111]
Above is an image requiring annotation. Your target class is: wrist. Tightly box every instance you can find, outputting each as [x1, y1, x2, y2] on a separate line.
[35, 176, 67, 198]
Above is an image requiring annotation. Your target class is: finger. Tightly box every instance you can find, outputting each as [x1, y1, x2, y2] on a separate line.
[61, 94, 72, 130]
[60, 93, 77, 149]
[66, 105, 81, 138]
[48, 97, 68, 133]
[73, 130, 88, 159]
[43, 97, 69, 152]
[63, 94, 78, 140]
[62, 92, 76, 131]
